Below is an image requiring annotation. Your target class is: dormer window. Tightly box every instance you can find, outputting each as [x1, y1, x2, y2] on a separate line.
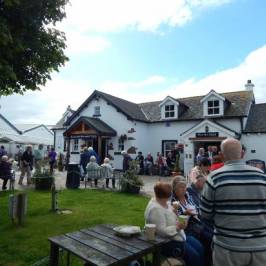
[165, 105, 175, 118]
[159, 96, 179, 120]
[207, 100, 220, 115]
[200, 90, 226, 117]
[94, 106, 101, 117]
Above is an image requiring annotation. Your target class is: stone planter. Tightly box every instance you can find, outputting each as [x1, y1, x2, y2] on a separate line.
[34, 176, 54, 190]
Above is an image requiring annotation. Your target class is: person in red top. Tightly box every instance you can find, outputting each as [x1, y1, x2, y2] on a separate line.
[209, 155, 224, 171]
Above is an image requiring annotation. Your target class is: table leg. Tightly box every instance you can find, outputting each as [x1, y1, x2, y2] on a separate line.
[49, 242, 59, 266]
[152, 247, 161, 266]
[67, 251, 70, 266]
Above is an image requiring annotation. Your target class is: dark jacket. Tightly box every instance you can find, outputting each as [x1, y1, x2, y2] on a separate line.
[123, 154, 132, 172]
[21, 151, 33, 167]
[0, 161, 12, 179]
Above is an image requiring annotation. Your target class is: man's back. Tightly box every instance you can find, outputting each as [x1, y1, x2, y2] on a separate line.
[201, 160, 266, 252]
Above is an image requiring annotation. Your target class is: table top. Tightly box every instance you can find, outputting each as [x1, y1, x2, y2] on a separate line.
[49, 224, 167, 266]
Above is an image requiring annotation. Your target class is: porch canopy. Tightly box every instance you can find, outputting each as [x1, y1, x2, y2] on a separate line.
[63, 116, 117, 138]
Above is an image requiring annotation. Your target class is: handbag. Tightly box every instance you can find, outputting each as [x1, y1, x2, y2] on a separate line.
[186, 216, 205, 237]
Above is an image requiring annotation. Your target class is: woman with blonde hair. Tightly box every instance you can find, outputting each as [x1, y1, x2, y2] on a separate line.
[145, 181, 204, 266]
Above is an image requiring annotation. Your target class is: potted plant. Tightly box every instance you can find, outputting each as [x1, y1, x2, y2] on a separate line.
[120, 160, 143, 194]
[33, 160, 54, 190]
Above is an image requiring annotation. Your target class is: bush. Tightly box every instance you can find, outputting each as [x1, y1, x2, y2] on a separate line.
[120, 161, 143, 194]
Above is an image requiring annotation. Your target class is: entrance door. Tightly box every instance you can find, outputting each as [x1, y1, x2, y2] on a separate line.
[101, 139, 107, 163]
[194, 141, 221, 161]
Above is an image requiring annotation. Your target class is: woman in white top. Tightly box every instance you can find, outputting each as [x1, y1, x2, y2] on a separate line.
[144, 182, 204, 266]
[101, 158, 115, 188]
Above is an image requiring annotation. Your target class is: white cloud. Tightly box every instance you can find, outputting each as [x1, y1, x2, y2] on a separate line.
[166, 45, 266, 102]
[101, 75, 166, 92]
[56, 0, 231, 55]
[100, 45, 266, 103]
[0, 76, 93, 124]
[1, 45, 266, 124]
[65, 32, 111, 55]
[61, 0, 231, 33]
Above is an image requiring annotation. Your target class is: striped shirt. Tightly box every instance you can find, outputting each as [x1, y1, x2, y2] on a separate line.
[200, 160, 266, 252]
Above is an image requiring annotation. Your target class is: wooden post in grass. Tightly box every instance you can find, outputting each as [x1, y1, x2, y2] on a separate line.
[51, 182, 58, 212]
[9, 193, 27, 225]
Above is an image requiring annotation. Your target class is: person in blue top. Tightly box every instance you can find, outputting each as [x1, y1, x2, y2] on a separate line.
[87, 146, 99, 163]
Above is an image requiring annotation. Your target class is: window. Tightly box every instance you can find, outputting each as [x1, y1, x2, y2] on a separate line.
[94, 106, 101, 116]
[162, 140, 177, 157]
[118, 138, 124, 151]
[73, 139, 79, 151]
[207, 100, 220, 115]
[165, 105, 175, 118]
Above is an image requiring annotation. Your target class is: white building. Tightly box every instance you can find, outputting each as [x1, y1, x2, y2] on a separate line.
[0, 114, 54, 156]
[52, 105, 75, 154]
[54, 80, 266, 174]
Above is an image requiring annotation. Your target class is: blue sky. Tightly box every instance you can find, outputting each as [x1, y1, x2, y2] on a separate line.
[1, 0, 266, 124]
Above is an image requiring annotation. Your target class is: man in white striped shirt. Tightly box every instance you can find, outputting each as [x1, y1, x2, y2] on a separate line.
[200, 138, 266, 266]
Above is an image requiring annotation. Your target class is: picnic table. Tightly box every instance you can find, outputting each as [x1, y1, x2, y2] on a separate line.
[49, 224, 168, 266]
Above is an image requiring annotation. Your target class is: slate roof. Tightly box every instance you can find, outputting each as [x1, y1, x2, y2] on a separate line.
[66, 90, 254, 125]
[66, 90, 148, 125]
[139, 90, 254, 122]
[244, 104, 266, 133]
[64, 117, 117, 136]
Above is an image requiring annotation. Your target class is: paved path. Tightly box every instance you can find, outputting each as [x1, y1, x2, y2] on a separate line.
[1, 170, 174, 197]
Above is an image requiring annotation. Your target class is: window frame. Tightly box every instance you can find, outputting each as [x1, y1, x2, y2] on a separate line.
[162, 140, 177, 157]
[73, 139, 79, 151]
[94, 106, 101, 116]
[164, 104, 175, 118]
[207, 100, 220, 115]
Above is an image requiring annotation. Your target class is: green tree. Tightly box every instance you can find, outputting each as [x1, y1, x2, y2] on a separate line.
[0, 0, 69, 95]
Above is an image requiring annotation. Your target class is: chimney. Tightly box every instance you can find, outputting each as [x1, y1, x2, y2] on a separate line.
[245, 80, 254, 91]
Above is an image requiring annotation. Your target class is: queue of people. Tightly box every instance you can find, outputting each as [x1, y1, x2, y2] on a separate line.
[144, 138, 266, 266]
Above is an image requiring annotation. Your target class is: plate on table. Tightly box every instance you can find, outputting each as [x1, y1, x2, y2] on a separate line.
[113, 225, 141, 237]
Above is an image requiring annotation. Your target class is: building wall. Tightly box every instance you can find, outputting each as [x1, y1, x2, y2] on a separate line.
[215, 118, 242, 132]
[67, 98, 149, 169]
[241, 134, 266, 163]
[54, 129, 65, 154]
[23, 126, 54, 146]
[146, 120, 196, 156]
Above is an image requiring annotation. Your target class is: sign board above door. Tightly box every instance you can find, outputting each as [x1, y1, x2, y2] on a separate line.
[196, 132, 219, 138]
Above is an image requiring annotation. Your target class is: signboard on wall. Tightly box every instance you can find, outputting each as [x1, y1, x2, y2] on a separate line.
[196, 132, 219, 138]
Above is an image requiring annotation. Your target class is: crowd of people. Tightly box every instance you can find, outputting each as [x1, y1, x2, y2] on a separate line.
[79, 147, 115, 188]
[144, 138, 266, 266]
[0, 144, 58, 189]
[122, 149, 183, 176]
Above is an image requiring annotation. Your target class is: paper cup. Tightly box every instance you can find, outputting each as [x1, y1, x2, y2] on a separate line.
[178, 215, 187, 224]
[144, 224, 156, 241]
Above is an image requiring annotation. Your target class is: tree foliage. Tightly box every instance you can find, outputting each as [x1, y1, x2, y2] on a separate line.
[0, 0, 69, 95]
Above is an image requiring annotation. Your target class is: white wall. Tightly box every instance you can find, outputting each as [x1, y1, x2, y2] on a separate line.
[146, 120, 196, 157]
[54, 129, 65, 154]
[241, 134, 266, 163]
[67, 98, 149, 169]
[216, 118, 242, 132]
[23, 126, 53, 146]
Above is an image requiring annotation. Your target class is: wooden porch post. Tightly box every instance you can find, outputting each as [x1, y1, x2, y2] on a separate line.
[97, 136, 102, 162]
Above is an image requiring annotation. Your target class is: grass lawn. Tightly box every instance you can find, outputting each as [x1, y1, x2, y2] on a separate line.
[0, 189, 150, 266]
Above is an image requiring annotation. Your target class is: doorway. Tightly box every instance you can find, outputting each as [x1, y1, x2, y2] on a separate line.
[194, 141, 221, 163]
